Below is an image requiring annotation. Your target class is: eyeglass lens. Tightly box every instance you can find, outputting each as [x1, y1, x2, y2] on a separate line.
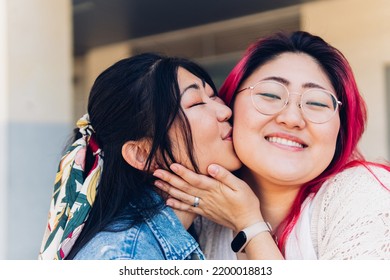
[251, 81, 339, 123]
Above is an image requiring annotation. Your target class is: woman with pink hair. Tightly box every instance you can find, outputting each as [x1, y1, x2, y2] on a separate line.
[153, 31, 390, 259]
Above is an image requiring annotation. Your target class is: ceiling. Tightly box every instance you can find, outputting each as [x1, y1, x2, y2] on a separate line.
[72, 0, 316, 56]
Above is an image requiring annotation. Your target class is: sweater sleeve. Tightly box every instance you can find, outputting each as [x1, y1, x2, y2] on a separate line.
[313, 165, 390, 259]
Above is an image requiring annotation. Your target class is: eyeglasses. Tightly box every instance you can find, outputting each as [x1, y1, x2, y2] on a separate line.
[237, 81, 342, 124]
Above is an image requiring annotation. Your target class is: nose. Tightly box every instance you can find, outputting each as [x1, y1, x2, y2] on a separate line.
[275, 94, 306, 129]
[216, 101, 232, 122]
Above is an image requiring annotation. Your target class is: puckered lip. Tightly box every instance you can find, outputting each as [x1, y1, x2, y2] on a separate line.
[222, 127, 233, 140]
[264, 132, 308, 148]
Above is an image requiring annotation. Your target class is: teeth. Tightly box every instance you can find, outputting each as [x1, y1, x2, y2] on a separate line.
[267, 137, 304, 148]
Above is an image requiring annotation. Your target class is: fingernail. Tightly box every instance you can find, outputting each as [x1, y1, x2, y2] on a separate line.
[153, 171, 163, 178]
[166, 199, 174, 207]
[208, 164, 219, 176]
[154, 180, 163, 188]
[170, 164, 178, 172]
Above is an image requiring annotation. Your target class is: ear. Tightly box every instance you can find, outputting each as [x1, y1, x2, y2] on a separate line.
[122, 139, 151, 171]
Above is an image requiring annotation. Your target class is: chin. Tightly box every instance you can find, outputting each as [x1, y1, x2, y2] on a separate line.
[231, 161, 243, 171]
[223, 158, 242, 172]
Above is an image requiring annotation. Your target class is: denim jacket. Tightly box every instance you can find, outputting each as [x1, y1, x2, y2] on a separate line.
[74, 191, 205, 260]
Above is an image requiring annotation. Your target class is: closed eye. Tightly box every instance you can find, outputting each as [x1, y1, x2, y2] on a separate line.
[190, 102, 206, 107]
[256, 92, 282, 100]
[305, 101, 330, 108]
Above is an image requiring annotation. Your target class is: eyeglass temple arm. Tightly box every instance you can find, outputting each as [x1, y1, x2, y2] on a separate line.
[236, 86, 254, 94]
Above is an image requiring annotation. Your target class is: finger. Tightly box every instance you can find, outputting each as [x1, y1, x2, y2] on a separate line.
[166, 198, 204, 216]
[154, 180, 198, 207]
[153, 168, 198, 196]
[170, 163, 215, 190]
[207, 164, 244, 191]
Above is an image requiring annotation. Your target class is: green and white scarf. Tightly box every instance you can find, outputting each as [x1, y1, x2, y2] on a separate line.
[39, 114, 103, 260]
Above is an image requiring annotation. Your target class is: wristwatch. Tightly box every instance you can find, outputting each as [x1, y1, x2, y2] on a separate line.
[231, 221, 272, 253]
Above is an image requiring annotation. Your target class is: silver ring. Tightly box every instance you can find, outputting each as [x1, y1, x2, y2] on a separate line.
[193, 196, 200, 207]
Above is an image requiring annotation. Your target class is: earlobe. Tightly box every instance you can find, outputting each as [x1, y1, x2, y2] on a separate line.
[122, 140, 150, 170]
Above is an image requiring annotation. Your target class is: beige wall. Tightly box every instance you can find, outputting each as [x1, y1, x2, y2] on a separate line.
[302, 0, 390, 161]
[73, 42, 131, 122]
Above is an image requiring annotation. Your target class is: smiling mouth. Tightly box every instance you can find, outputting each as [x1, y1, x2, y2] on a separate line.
[265, 136, 307, 148]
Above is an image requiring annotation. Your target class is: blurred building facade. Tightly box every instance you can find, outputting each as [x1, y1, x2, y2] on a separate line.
[1, 0, 389, 259]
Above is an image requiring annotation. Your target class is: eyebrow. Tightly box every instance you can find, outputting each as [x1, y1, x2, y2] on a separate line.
[261, 76, 327, 90]
[180, 79, 206, 96]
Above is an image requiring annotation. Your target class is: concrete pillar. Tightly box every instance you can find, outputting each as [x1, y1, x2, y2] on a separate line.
[0, 0, 9, 260]
[1, 0, 73, 259]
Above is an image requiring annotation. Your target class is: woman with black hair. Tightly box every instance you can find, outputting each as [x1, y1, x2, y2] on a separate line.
[38, 53, 241, 260]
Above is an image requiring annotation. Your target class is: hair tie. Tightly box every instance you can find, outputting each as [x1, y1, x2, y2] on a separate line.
[38, 114, 103, 259]
[76, 113, 95, 138]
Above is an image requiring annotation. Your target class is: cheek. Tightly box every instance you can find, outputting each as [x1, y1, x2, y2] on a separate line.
[232, 113, 265, 166]
[233, 95, 265, 125]
[188, 114, 215, 145]
[233, 101, 268, 143]
[314, 118, 340, 166]
[186, 113, 218, 158]
[324, 118, 340, 149]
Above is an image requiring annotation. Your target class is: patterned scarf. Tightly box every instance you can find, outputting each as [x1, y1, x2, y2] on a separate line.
[38, 114, 103, 260]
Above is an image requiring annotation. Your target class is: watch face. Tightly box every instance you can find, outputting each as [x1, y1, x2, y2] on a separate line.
[231, 231, 247, 253]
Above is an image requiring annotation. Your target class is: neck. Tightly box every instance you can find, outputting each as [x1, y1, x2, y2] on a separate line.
[155, 188, 196, 230]
[173, 209, 197, 230]
[238, 167, 301, 236]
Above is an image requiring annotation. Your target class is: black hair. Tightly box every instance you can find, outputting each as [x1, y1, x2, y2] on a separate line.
[66, 53, 217, 259]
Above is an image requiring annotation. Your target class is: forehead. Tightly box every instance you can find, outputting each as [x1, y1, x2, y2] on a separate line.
[177, 67, 201, 87]
[244, 52, 334, 91]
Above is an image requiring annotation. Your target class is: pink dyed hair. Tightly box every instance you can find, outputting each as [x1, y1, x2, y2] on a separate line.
[219, 31, 390, 253]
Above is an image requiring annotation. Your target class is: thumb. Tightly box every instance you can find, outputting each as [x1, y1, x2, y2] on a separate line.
[207, 164, 241, 191]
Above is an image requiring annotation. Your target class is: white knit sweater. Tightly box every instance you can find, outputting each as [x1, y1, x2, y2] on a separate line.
[196, 165, 390, 260]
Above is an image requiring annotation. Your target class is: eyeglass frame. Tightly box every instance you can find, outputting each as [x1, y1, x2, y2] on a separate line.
[236, 80, 342, 124]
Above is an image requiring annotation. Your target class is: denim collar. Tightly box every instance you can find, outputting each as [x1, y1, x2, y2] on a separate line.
[136, 190, 205, 260]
